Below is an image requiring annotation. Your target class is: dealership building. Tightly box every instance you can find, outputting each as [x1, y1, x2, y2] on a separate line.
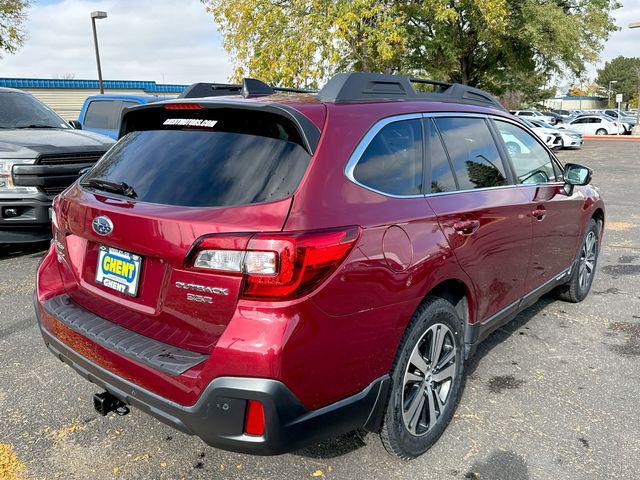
[0, 77, 187, 120]
[542, 95, 608, 111]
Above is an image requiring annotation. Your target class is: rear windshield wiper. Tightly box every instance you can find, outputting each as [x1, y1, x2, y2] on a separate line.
[81, 178, 138, 199]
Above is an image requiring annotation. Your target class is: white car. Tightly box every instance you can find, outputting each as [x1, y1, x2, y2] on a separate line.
[528, 119, 583, 149]
[520, 119, 563, 149]
[512, 110, 557, 125]
[562, 115, 625, 135]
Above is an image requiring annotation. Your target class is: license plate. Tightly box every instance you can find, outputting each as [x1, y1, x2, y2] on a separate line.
[95, 246, 142, 297]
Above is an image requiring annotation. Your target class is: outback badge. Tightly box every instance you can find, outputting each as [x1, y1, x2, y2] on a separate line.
[92, 215, 113, 236]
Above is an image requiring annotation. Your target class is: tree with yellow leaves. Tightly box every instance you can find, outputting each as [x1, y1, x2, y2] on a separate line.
[203, 0, 619, 99]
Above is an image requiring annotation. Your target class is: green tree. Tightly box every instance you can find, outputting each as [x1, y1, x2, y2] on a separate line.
[0, 0, 30, 57]
[203, 0, 620, 93]
[596, 56, 640, 106]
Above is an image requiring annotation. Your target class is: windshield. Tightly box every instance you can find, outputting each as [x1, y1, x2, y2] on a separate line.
[0, 91, 69, 129]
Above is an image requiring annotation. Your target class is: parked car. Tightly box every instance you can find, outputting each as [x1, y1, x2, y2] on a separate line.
[601, 109, 636, 133]
[562, 114, 625, 135]
[520, 118, 563, 149]
[544, 111, 566, 124]
[512, 109, 557, 125]
[78, 94, 161, 139]
[35, 73, 604, 459]
[0, 87, 114, 244]
[552, 109, 572, 117]
[527, 119, 583, 149]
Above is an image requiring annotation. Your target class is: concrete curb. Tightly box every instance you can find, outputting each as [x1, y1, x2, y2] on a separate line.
[582, 135, 640, 140]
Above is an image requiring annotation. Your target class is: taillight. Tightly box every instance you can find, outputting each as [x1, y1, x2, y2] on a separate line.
[190, 226, 360, 300]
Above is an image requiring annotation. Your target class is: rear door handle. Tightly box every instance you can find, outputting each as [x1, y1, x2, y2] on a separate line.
[532, 207, 547, 220]
[453, 219, 480, 235]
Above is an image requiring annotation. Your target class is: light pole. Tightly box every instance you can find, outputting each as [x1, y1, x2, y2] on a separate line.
[630, 22, 640, 134]
[608, 80, 618, 108]
[91, 11, 108, 94]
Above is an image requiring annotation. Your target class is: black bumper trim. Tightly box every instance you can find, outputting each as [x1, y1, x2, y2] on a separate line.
[41, 294, 208, 376]
[36, 299, 390, 455]
[0, 227, 51, 244]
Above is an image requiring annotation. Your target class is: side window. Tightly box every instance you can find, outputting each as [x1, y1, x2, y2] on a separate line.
[495, 120, 560, 184]
[592, 118, 601, 124]
[84, 101, 121, 130]
[352, 119, 423, 195]
[434, 117, 508, 190]
[426, 119, 457, 193]
[520, 111, 532, 116]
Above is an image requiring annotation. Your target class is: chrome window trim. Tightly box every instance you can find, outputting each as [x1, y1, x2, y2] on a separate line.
[344, 111, 564, 200]
[344, 113, 424, 199]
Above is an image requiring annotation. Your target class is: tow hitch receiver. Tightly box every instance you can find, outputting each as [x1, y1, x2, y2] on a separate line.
[93, 391, 130, 416]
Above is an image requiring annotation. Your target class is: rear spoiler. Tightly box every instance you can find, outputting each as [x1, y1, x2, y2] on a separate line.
[179, 78, 316, 99]
[118, 99, 321, 154]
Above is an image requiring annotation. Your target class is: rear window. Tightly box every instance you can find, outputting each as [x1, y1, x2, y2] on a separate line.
[84, 101, 123, 130]
[83, 111, 311, 207]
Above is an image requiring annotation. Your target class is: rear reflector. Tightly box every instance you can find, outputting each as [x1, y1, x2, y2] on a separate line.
[190, 227, 360, 300]
[244, 400, 265, 436]
[163, 103, 203, 110]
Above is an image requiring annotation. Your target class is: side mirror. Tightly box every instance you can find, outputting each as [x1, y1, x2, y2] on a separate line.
[562, 163, 592, 195]
[68, 120, 82, 130]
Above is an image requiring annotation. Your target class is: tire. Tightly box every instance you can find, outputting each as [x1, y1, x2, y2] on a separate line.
[380, 297, 464, 459]
[595, 128, 607, 135]
[555, 219, 600, 303]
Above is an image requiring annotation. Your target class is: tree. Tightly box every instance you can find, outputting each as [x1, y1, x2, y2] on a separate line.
[203, 0, 409, 87]
[567, 82, 602, 97]
[203, 0, 620, 94]
[596, 56, 640, 106]
[0, 0, 30, 57]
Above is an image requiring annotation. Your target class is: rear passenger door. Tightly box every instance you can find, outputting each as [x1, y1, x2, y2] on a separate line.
[492, 119, 582, 293]
[425, 115, 532, 324]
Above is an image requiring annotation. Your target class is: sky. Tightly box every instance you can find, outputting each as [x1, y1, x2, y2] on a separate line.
[0, 0, 639, 86]
[0, 0, 234, 85]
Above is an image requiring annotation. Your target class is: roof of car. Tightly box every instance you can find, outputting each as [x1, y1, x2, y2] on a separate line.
[177, 73, 508, 113]
[0, 87, 29, 94]
[84, 93, 161, 103]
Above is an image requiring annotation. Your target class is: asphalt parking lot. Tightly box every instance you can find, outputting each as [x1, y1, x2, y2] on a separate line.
[1, 139, 638, 480]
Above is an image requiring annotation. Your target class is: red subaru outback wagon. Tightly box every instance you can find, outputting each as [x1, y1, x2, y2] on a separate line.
[35, 73, 604, 458]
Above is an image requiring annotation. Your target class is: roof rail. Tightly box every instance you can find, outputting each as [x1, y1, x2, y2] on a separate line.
[316, 72, 506, 111]
[179, 78, 316, 99]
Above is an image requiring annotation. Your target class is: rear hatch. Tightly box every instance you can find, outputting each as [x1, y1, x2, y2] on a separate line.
[54, 101, 321, 354]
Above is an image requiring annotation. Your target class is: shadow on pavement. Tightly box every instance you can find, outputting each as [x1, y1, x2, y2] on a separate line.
[467, 450, 530, 480]
[0, 241, 49, 260]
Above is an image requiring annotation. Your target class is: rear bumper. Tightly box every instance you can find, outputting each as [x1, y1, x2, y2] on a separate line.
[0, 194, 52, 244]
[36, 294, 390, 455]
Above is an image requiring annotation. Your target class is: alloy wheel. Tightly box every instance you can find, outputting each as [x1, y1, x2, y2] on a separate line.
[578, 231, 597, 291]
[401, 323, 457, 436]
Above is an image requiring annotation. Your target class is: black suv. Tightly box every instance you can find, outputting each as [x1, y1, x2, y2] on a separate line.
[0, 88, 114, 244]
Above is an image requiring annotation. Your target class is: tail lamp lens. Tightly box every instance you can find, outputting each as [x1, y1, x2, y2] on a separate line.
[244, 400, 265, 436]
[190, 227, 360, 300]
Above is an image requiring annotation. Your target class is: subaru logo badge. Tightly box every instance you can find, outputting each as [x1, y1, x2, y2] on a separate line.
[92, 216, 113, 236]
